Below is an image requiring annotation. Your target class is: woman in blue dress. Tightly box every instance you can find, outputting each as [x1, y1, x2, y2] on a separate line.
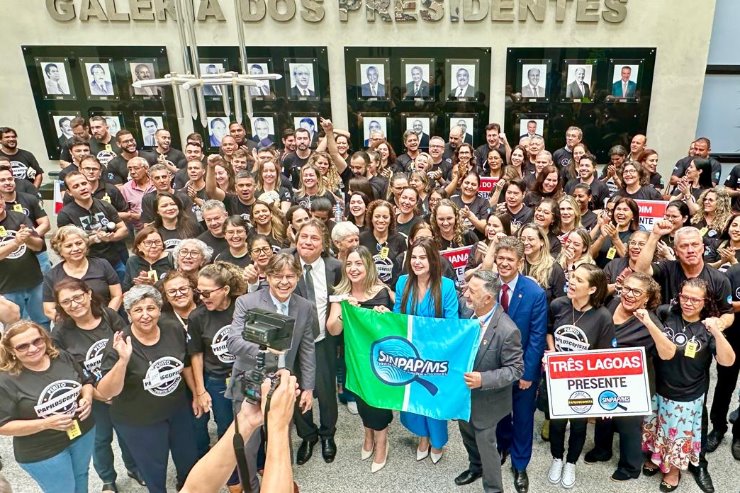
[392, 237, 459, 464]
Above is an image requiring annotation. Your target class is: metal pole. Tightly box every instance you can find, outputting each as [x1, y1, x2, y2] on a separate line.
[183, 0, 208, 126]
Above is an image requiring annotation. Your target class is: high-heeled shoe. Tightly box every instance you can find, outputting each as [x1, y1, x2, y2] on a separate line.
[361, 444, 374, 461]
[416, 445, 430, 461]
[430, 449, 444, 464]
[372, 445, 388, 473]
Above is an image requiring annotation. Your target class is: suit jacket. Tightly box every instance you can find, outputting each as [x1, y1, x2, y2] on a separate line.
[361, 83, 386, 97]
[566, 81, 590, 99]
[405, 80, 430, 98]
[417, 132, 430, 149]
[612, 79, 637, 98]
[227, 289, 318, 395]
[504, 275, 548, 382]
[463, 132, 473, 145]
[469, 307, 523, 429]
[521, 84, 545, 98]
[290, 86, 316, 98]
[89, 81, 114, 96]
[449, 85, 474, 98]
[284, 248, 342, 334]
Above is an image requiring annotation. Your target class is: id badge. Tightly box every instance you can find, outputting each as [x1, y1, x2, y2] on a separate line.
[102, 194, 111, 203]
[66, 419, 82, 440]
[0, 227, 6, 237]
[105, 144, 112, 152]
[147, 270, 159, 282]
[699, 227, 708, 237]
[379, 247, 389, 260]
[12, 204, 23, 213]
[606, 247, 617, 260]
[685, 339, 698, 359]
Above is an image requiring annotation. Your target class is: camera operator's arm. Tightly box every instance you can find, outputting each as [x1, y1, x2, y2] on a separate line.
[297, 307, 318, 414]
[227, 296, 260, 362]
[262, 371, 298, 493]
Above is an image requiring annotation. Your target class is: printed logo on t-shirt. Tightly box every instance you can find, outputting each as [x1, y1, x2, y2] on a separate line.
[553, 324, 590, 352]
[239, 213, 251, 224]
[211, 326, 236, 364]
[84, 339, 108, 380]
[142, 356, 184, 397]
[10, 161, 36, 180]
[373, 254, 394, 283]
[663, 326, 689, 348]
[192, 204, 203, 223]
[163, 238, 181, 252]
[34, 380, 82, 418]
[96, 150, 117, 167]
[79, 212, 111, 233]
[0, 230, 27, 259]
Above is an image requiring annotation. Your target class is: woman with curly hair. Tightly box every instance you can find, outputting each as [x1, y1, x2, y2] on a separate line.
[556, 228, 595, 281]
[376, 141, 398, 180]
[307, 151, 342, 196]
[690, 188, 732, 239]
[293, 163, 337, 209]
[615, 161, 663, 201]
[251, 199, 287, 251]
[358, 200, 407, 284]
[430, 199, 478, 250]
[534, 198, 563, 256]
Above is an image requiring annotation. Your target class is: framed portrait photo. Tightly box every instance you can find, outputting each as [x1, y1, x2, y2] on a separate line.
[50, 113, 80, 147]
[516, 113, 548, 141]
[401, 58, 434, 100]
[291, 114, 320, 148]
[562, 60, 597, 102]
[199, 59, 229, 98]
[404, 115, 432, 150]
[285, 59, 319, 101]
[246, 60, 274, 99]
[128, 60, 162, 98]
[81, 58, 117, 99]
[37, 58, 75, 100]
[356, 58, 390, 100]
[361, 115, 388, 148]
[449, 115, 475, 146]
[609, 60, 642, 102]
[206, 116, 230, 149]
[249, 115, 276, 148]
[446, 59, 479, 100]
[518, 60, 551, 101]
[137, 115, 165, 147]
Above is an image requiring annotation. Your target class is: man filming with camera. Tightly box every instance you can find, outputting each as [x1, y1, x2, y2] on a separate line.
[226, 253, 318, 492]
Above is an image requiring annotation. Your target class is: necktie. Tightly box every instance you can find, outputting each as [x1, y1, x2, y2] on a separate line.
[215, 86, 222, 96]
[623, 82, 627, 96]
[414, 85, 419, 96]
[534, 87, 538, 97]
[261, 86, 267, 96]
[371, 86, 376, 96]
[304, 264, 316, 303]
[302, 88, 308, 96]
[457, 88, 463, 97]
[500, 284, 510, 313]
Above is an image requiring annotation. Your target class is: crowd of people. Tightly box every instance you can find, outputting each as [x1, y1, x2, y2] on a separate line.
[0, 115, 739, 493]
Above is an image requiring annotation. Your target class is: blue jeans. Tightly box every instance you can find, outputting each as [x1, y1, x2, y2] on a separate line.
[19, 426, 95, 493]
[4, 282, 49, 330]
[35, 250, 52, 274]
[204, 373, 239, 486]
[91, 400, 139, 484]
[112, 259, 126, 285]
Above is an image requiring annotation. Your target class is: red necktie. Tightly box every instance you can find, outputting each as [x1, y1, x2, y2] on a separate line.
[501, 284, 510, 313]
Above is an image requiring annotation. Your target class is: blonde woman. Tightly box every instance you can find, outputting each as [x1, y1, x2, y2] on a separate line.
[690, 188, 732, 239]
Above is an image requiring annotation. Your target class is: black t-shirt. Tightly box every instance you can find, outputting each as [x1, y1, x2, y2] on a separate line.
[5, 191, 47, 252]
[197, 230, 228, 257]
[154, 148, 187, 169]
[122, 254, 173, 292]
[438, 230, 479, 250]
[291, 191, 336, 210]
[140, 190, 194, 224]
[451, 194, 490, 222]
[99, 324, 191, 426]
[215, 249, 253, 268]
[256, 186, 293, 205]
[89, 138, 121, 168]
[0, 211, 42, 293]
[63, 181, 128, 214]
[581, 210, 598, 231]
[651, 261, 732, 314]
[724, 164, 740, 211]
[603, 256, 631, 286]
[52, 307, 127, 382]
[396, 215, 422, 239]
[223, 195, 256, 223]
[359, 231, 408, 284]
[564, 178, 611, 210]
[616, 186, 663, 201]
[549, 297, 616, 351]
[158, 227, 184, 252]
[0, 351, 95, 463]
[594, 229, 634, 268]
[655, 307, 715, 401]
[57, 199, 123, 267]
[672, 155, 721, 185]
[15, 178, 38, 197]
[282, 152, 310, 189]
[369, 175, 388, 201]
[43, 258, 119, 305]
[0, 149, 43, 183]
[508, 205, 534, 234]
[552, 147, 573, 170]
[473, 143, 507, 173]
[187, 304, 236, 378]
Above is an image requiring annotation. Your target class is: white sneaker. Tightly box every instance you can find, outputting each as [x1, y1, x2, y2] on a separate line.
[561, 462, 576, 489]
[347, 401, 359, 415]
[548, 458, 563, 484]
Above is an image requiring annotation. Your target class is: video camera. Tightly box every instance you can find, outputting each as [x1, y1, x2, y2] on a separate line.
[239, 308, 295, 404]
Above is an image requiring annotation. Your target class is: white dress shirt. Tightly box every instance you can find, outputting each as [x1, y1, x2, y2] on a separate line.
[301, 256, 328, 342]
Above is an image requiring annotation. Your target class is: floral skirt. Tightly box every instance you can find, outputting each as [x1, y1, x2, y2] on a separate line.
[642, 393, 703, 472]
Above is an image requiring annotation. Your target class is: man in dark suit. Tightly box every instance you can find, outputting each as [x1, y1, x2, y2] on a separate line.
[456, 269, 523, 493]
[566, 67, 590, 99]
[492, 238, 547, 493]
[287, 219, 343, 465]
[290, 64, 315, 97]
[449, 67, 475, 98]
[412, 119, 430, 149]
[612, 66, 637, 98]
[227, 251, 318, 492]
[360, 65, 385, 97]
[404, 65, 430, 98]
[249, 117, 275, 148]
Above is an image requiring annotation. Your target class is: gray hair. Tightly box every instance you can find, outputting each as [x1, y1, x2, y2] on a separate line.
[331, 221, 360, 243]
[127, 157, 149, 169]
[674, 226, 702, 245]
[494, 236, 525, 261]
[202, 199, 227, 214]
[123, 285, 163, 312]
[172, 238, 213, 269]
[470, 269, 502, 300]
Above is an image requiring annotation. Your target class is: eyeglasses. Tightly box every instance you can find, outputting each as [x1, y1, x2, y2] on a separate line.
[679, 294, 705, 305]
[81, 167, 100, 173]
[142, 240, 163, 247]
[621, 286, 644, 297]
[165, 286, 191, 297]
[178, 249, 202, 258]
[270, 274, 298, 282]
[194, 286, 226, 298]
[628, 241, 647, 248]
[251, 246, 272, 255]
[59, 293, 86, 307]
[225, 229, 247, 237]
[14, 337, 45, 353]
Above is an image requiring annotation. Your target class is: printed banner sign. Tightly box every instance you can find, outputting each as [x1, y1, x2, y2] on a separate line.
[545, 347, 652, 419]
[477, 176, 501, 199]
[635, 200, 668, 231]
[342, 303, 480, 421]
[440, 245, 473, 284]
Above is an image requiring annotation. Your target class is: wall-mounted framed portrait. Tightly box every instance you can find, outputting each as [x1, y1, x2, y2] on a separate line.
[136, 114, 166, 147]
[403, 115, 433, 150]
[291, 114, 320, 148]
[518, 60, 552, 101]
[285, 58, 319, 101]
[360, 114, 389, 148]
[127, 59, 163, 98]
[401, 58, 434, 100]
[206, 116, 230, 149]
[356, 58, 390, 100]
[608, 59, 643, 102]
[81, 58, 118, 100]
[562, 60, 597, 103]
[249, 115, 276, 148]
[446, 59, 479, 100]
[50, 113, 80, 147]
[36, 58, 75, 100]
[198, 59, 230, 98]
[246, 60, 274, 99]
[448, 115, 475, 146]
[516, 113, 548, 141]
